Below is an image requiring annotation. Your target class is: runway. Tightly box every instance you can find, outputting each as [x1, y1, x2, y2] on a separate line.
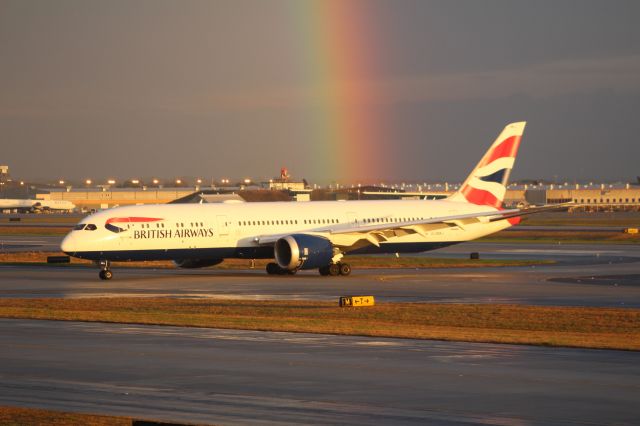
[1, 318, 638, 425]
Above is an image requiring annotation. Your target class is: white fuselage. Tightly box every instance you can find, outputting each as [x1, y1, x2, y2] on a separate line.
[61, 199, 512, 262]
[0, 199, 36, 210]
[37, 199, 76, 211]
[0, 198, 75, 212]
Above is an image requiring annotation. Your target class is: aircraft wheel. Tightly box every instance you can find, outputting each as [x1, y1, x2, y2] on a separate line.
[328, 263, 340, 276]
[286, 269, 297, 275]
[266, 262, 280, 275]
[99, 270, 113, 280]
[319, 265, 330, 276]
[338, 263, 351, 276]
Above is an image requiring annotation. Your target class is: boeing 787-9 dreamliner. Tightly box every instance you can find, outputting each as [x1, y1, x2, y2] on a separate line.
[62, 122, 555, 280]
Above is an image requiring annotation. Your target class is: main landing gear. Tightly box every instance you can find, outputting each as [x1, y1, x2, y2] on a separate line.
[319, 262, 351, 276]
[265, 262, 351, 276]
[266, 262, 297, 275]
[98, 260, 113, 280]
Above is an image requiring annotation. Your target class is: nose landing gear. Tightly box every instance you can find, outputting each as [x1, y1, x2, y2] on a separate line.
[99, 270, 113, 280]
[98, 260, 113, 280]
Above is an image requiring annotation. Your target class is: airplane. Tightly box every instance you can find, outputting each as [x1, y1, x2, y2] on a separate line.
[61, 121, 558, 280]
[0, 198, 75, 213]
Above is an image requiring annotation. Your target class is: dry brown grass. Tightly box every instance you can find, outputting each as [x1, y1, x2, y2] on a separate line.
[481, 230, 639, 244]
[0, 251, 551, 269]
[0, 406, 131, 426]
[0, 216, 81, 224]
[0, 405, 206, 425]
[1, 298, 637, 351]
[523, 213, 640, 227]
[0, 226, 69, 236]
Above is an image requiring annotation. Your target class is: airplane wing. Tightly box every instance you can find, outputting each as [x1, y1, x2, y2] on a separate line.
[488, 203, 570, 221]
[255, 204, 570, 249]
[255, 208, 517, 247]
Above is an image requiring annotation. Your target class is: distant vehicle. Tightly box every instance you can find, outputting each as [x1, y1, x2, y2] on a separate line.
[0, 198, 75, 213]
[62, 122, 562, 280]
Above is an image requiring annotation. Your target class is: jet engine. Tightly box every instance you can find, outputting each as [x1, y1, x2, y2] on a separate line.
[274, 234, 333, 271]
[173, 258, 224, 269]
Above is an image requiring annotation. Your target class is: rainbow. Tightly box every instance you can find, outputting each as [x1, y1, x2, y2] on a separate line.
[292, 1, 385, 184]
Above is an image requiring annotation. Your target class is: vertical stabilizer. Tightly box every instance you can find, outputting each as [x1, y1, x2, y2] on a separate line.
[449, 122, 526, 208]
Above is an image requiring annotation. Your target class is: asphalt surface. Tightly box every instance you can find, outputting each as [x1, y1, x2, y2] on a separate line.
[1, 239, 639, 424]
[1, 242, 639, 307]
[0, 235, 62, 252]
[1, 319, 639, 425]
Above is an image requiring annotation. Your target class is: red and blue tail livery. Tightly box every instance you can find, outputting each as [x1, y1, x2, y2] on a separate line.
[450, 122, 525, 209]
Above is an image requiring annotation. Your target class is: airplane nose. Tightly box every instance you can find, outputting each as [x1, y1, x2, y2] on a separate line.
[60, 233, 77, 254]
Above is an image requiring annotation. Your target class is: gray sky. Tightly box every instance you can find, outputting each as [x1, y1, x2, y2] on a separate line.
[1, 0, 639, 184]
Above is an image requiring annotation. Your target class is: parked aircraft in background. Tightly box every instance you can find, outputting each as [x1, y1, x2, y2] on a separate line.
[0, 198, 76, 213]
[62, 122, 560, 280]
[0, 199, 36, 212]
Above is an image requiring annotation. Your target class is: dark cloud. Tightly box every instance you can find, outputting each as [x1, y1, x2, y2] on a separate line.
[1, 0, 639, 183]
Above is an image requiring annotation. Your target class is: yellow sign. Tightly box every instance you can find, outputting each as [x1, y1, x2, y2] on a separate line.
[339, 296, 375, 307]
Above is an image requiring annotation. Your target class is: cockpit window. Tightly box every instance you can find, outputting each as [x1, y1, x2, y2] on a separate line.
[85, 224, 97, 231]
[73, 224, 86, 231]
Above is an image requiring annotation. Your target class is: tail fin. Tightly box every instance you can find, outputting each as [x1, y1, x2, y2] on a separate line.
[449, 122, 526, 208]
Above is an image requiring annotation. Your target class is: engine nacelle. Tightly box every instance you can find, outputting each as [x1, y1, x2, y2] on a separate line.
[173, 258, 224, 269]
[274, 234, 333, 270]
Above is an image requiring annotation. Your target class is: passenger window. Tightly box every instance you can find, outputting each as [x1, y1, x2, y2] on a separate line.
[85, 224, 97, 231]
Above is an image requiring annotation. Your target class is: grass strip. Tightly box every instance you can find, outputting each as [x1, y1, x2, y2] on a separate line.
[480, 230, 639, 244]
[0, 226, 70, 236]
[0, 298, 638, 351]
[0, 406, 131, 426]
[522, 216, 640, 227]
[0, 251, 552, 269]
[0, 405, 204, 426]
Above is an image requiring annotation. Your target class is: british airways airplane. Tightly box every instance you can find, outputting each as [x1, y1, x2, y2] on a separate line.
[61, 122, 548, 280]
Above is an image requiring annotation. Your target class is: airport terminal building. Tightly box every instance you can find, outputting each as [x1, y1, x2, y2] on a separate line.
[36, 185, 640, 211]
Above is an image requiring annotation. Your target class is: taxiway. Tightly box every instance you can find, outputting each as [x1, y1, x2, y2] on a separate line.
[1, 242, 639, 307]
[1, 318, 638, 425]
